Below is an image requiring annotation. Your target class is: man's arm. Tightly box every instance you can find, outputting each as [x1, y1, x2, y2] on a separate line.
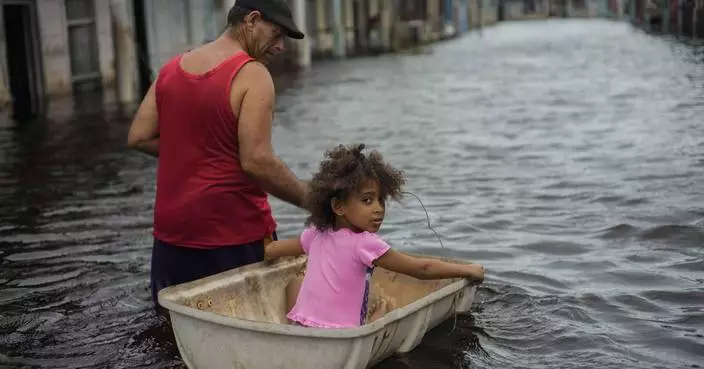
[127, 81, 159, 157]
[235, 62, 308, 209]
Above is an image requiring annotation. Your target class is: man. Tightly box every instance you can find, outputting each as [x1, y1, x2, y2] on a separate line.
[127, 0, 309, 312]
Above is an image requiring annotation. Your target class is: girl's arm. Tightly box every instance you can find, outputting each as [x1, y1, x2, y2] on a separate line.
[373, 249, 484, 281]
[264, 238, 305, 261]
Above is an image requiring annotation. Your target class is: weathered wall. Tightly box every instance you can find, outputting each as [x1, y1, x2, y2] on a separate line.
[426, 0, 443, 40]
[36, 0, 115, 96]
[0, 4, 10, 111]
[569, 0, 600, 17]
[37, 0, 72, 96]
[468, 0, 481, 27]
[457, 0, 470, 32]
[96, 0, 116, 87]
[540, 0, 551, 15]
[143, 0, 192, 77]
[482, 0, 500, 25]
[111, 0, 138, 105]
[380, 0, 396, 51]
[344, 0, 355, 54]
[505, 0, 525, 19]
[310, 0, 335, 57]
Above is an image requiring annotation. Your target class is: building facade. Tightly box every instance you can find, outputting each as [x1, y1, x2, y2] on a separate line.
[1, 0, 115, 118]
[2, 0, 575, 119]
[0, 0, 314, 118]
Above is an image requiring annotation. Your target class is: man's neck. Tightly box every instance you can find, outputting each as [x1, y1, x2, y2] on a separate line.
[211, 28, 244, 55]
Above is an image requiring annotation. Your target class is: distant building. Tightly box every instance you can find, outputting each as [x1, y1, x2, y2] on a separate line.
[1, 0, 116, 118]
[0, 0, 240, 119]
[0, 0, 517, 120]
[0, 0, 312, 118]
[501, 0, 551, 20]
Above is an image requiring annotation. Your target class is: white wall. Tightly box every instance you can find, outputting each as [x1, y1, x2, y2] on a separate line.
[188, 0, 206, 46]
[344, 0, 354, 52]
[316, 0, 334, 53]
[36, 0, 115, 96]
[482, 0, 499, 24]
[541, 0, 551, 14]
[143, 0, 192, 77]
[96, 0, 116, 86]
[37, 0, 73, 96]
[505, 1, 525, 19]
[111, 0, 138, 105]
[111, 0, 228, 102]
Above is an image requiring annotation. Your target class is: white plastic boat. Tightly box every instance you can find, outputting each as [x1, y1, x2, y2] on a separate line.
[158, 254, 479, 369]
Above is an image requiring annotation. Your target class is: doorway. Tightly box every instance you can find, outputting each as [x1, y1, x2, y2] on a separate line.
[498, 0, 506, 21]
[3, 1, 44, 120]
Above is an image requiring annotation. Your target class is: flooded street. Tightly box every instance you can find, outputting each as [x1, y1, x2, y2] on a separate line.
[1, 19, 703, 369]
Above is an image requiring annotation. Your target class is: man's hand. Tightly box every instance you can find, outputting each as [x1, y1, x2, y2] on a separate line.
[127, 81, 159, 157]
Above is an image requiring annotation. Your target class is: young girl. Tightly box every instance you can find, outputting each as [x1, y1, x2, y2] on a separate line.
[264, 143, 485, 328]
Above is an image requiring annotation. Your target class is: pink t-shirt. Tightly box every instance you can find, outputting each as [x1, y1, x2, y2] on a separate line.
[287, 227, 391, 328]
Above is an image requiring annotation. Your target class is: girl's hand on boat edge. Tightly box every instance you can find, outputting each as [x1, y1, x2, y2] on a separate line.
[465, 263, 485, 282]
[263, 238, 305, 262]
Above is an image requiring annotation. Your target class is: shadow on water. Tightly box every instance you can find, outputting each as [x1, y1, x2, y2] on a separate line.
[0, 112, 131, 230]
[118, 314, 185, 369]
[2, 19, 704, 369]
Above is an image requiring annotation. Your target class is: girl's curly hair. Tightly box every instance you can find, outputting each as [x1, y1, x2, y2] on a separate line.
[304, 143, 406, 230]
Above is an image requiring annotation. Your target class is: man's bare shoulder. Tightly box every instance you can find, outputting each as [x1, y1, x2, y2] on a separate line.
[236, 61, 274, 91]
[230, 60, 275, 113]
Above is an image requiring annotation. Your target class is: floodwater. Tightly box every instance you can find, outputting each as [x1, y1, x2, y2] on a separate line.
[1, 19, 703, 369]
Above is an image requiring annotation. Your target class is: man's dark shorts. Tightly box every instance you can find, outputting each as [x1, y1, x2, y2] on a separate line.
[150, 233, 277, 310]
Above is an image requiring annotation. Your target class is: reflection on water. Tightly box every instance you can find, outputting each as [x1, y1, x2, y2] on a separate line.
[1, 19, 704, 369]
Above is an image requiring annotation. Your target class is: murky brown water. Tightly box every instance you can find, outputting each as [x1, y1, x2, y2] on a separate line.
[1, 19, 704, 369]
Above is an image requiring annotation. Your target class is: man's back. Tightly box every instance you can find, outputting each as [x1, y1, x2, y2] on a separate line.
[153, 45, 276, 248]
[127, 1, 309, 312]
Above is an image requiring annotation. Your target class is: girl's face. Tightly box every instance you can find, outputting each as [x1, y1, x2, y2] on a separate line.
[332, 179, 386, 233]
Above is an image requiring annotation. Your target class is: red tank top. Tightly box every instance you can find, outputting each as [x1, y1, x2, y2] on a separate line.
[152, 51, 276, 248]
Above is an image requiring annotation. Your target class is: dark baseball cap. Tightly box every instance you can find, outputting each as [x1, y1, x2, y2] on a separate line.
[230, 0, 305, 40]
